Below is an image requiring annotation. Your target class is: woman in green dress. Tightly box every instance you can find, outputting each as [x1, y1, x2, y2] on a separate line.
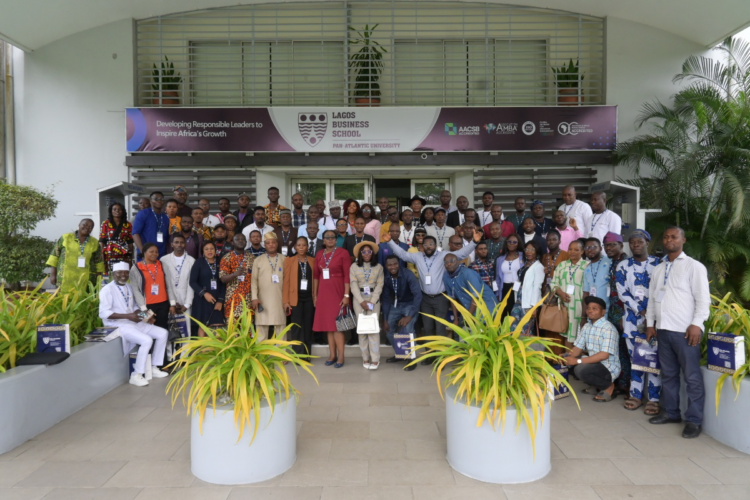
[47, 218, 104, 292]
[550, 240, 588, 344]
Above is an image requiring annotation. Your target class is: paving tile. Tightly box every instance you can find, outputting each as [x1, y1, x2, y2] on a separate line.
[405, 439, 447, 460]
[134, 487, 231, 500]
[292, 382, 344, 394]
[553, 437, 643, 459]
[625, 436, 724, 458]
[413, 485, 505, 500]
[296, 406, 340, 422]
[0, 461, 45, 487]
[72, 407, 157, 424]
[400, 406, 445, 421]
[337, 406, 402, 422]
[83, 422, 170, 442]
[93, 438, 187, 461]
[279, 459, 368, 487]
[550, 441, 565, 459]
[0, 441, 36, 461]
[369, 459, 454, 486]
[591, 484, 696, 500]
[549, 419, 584, 440]
[32, 422, 96, 442]
[140, 407, 192, 423]
[315, 373, 372, 384]
[321, 486, 412, 500]
[43, 488, 141, 500]
[87, 392, 146, 409]
[370, 393, 429, 407]
[170, 440, 190, 461]
[17, 461, 126, 488]
[540, 459, 632, 484]
[152, 422, 191, 442]
[297, 439, 332, 459]
[10, 441, 66, 462]
[684, 484, 750, 500]
[370, 421, 440, 441]
[549, 400, 595, 420]
[228, 486, 322, 499]
[503, 484, 601, 500]
[298, 421, 370, 440]
[611, 457, 721, 485]
[689, 457, 750, 484]
[310, 393, 370, 407]
[342, 382, 399, 394]
[568, 418, 656, 439]
[104, 460, 194, 488]
[634, 419, 684, 438]
[397, 382, 439, 394]
[329, 439, 406, 459]
[698, 435, 750, 458]
[0, 488, 52, 500]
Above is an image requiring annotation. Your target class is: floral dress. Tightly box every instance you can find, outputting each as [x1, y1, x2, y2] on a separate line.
[219, 251, 254, 319]
[99, 220, 134, 272]
[550, 259, 589, 341]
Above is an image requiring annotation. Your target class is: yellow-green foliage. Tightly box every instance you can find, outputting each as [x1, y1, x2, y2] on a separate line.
[167, 300, 318, 445]
[707, 292, 750, 412]
[409, 287, 578, 454]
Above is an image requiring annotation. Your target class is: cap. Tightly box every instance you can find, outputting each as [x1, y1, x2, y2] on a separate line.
[353, 240, 379, 258]
[214, 223, 227, 231]
[237, 191, 250, 199]
[629, 229, 651, 242]
[584, 296, 607, 310]
[279, 208, 291, 216]
[328, 200, 341, 209]
[414, 226, 428, 234]
[112, 262, 130, 272]
[409, 195, 427, 206]
[603, 232, 624, 243]
[434, 207, 447, 214]
[223, 213, 238, 221]
[173, 185, 188, 193]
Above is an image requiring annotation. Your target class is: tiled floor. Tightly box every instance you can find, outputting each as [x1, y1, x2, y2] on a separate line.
[2, 350, 750, 500]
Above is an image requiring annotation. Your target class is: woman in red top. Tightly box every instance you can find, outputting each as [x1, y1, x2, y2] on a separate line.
[313, 230, 352, 368]
[99, 202, 134, 273]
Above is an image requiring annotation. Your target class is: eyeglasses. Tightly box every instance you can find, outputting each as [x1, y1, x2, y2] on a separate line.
[584, 245, 599, 251]
[507, 241, 518, 245]
[361, 248, 373, 254]
[151, 197, 164, 202]
[323, 236, 336, 240]
[362, 208, 372, 212]
[336, 222, 347, 226]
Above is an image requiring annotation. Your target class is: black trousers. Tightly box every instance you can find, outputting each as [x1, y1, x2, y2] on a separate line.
[148, 300, 170, 366]
[572, 362, 613, 391]
[421, 294, 449, 338]
[501, 283, 516, 319]
[289, 297, 315, 356]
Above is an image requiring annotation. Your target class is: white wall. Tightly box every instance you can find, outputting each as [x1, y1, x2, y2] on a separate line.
[14, 19, 133, 240]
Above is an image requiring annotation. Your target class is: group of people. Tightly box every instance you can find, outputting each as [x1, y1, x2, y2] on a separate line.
[54, 184, 711, 438]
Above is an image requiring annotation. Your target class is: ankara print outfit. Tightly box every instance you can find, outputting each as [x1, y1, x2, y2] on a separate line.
[615, 256, 662, 402]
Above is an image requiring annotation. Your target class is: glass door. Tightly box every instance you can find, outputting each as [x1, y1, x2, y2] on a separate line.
[411, 179, 450, 205]
[331, 179, 369, 205]
[291, 179, 329, 208]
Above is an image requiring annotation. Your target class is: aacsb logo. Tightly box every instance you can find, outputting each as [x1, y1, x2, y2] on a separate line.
[522, 121, 536, 135]
[445, 123, 457, 135]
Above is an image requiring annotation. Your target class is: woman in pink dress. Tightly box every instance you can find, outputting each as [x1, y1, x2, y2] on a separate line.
[313, 230, 352, 368]
[361, 203, 382, 244]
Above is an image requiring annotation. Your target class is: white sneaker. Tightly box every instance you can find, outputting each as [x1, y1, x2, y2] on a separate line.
[363, 361, 371, 369]
[151, 367, 169, 378]
[368, 362, 379, 370]
[129, 373, 149, 387]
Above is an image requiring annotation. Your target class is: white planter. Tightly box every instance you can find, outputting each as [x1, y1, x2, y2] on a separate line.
[702, 366, 750, 455]
[0, 340, 129, 454]
[190, 395, 297, 485]
[445, 385, 551, 484]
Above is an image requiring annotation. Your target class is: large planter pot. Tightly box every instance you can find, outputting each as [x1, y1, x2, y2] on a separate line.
[190, 394, 297, 485]
[354, 97, 380, 107]
[445, 385, 551, 484]
[701, 366, 750, 455]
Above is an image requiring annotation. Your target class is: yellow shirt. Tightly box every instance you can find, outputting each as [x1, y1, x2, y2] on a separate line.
[379, 220, 403, 239]
[168, 216, 181, 234]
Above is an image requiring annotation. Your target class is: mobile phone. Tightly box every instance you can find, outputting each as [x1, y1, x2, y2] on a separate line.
[257, 304, 264, 313]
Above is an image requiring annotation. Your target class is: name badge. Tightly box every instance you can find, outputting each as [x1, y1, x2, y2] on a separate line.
[272, 274, 280, 284]
[566, 284, 575, 295]
[425, 275, 432, 285]
[363, 286, 371, 295]
[546, 277, 552, 286]
[156, 232, 164, 243]
[282, 247, 288, 256]
[512, 282, 521, 292]
[300, 279, 308, 290]
[77, 257, 86, 268]
[437, 247, 443, 252]
[635, 286, 646, 299]
[394, 298, 398, 307]
[492, 281, 498, 292]
[590, 287, 597, 297]
[150, 284, 159, 295]
[323, 268, 330, 280]
[238, 275, 245, 282]
[367, 303, 374, 311]
[656, 288, 666, 303]
[210, 280, 217, 290]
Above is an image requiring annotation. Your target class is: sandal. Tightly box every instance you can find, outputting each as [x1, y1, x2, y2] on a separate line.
[594, 390, 616, 403]
[644, 401, 660, 416]
[623, 397, 643, 411]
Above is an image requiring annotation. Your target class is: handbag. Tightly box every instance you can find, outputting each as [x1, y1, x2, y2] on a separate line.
[538, 295, 568, 334]
[630, 336, 660, 374]
[357, 310, 380, 334]
[167, 314, 189, 342]
[336, 306, 357, 332]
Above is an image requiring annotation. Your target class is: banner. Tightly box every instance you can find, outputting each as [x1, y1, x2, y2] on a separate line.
[127, 106, 617, 153]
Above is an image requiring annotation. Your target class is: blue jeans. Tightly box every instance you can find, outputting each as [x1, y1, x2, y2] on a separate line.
[657, 329, 705, 424]
[385, 304, 419, 346]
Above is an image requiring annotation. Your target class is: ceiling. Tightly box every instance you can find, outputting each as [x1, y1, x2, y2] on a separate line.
[1, 0, 750, 51]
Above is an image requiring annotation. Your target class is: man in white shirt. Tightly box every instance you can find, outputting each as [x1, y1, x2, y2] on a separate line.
[587, 192, 622, 245]
[242, 206, 274, 248]
[98, 262, 169, 387]
[558, 186, 593, 237]
[425, 207, 455, 251]
[475, 191, 496, 228]
[198, 198, 221, 228]
[645, 227, 710, 439]
[161, 235, 195, 340]
[399, 208, 417, 246]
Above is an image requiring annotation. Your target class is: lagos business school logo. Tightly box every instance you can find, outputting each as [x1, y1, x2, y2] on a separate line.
[298, 113, 328, 147]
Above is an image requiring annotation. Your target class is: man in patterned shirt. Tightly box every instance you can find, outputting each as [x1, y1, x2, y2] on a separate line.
[264, 186, 288, 227]
[469, 242, 496, 291]
[290, 193, 308, 228]
[616, 229, 662, 415]
[604, 231, 629, 395]
[563, 296, 621, 402]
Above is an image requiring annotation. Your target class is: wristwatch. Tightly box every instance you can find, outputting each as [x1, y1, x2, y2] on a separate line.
[577, 358, 582, 365]
[344, 294, 350, 298]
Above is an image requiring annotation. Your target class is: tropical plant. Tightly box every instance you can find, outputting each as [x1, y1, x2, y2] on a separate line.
[706, 292, 750, 411]
[44, 281, 103, 345]
[0, 181, 58, 289]
[167, 300, 318, 444]
[552, 58, 583, 88]
[152, 55, 182, 92]
[410, 288, 578, 454]
[348, 24, 387, 99]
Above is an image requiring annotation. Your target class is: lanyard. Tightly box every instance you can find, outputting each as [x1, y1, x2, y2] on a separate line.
[281, 229, 291, 245]
[506, 256, 517, 272]
[233, 251, 247, 273]
[266, 253, 280, 273]
[546, 249, 561, 276]
[589, 259, 605, 284]
[174, 255, 185, 286]
[391, 275, 399, 299]
[482, 211, 491, 226]
[298, 258, 307, 280]
[422, 253, 437, 275]
[355, 234, 364, 245]
[664, 258, 675, 286]
[563, 202, 575, 217]
[568, 262, 582, 284]
[77, 236, 89, 257]
[402, 226, 414, 244]
[207, 259, 218, 277]
[309, 239, 316, 254]
[533, 218, 546, 230]
[436, 225, 447, 247]
[323, 248, 336, 268]
[152, 209, 164, 232]
[590, 210, 607, 232]
[363, 263, 372, 287]
[145, 262, 159, 282]
[116, 284, 131, 307]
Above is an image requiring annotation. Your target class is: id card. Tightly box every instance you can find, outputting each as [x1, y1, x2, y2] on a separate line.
[363, 286, 371, 295]
[282, 247, 288, 256]
[156, 232, 164, 243]
[590, 287, 597, 297]
[150, 284, 159, 295]
[367, 303, 374, 311]
[656, 288, 666, 303]
[272, 274, 280, 284]
[77, 257, 86, 268]
[437, 247, 443, 252]
[566, 284, 575, 295]
[425, 275, 432, 285]
[512, 282, 521, 292]
[300, 279, 308, 290]
[210, 280, 217, 290]
[546, 277, 552, 286]
[238, 275, 245, 282]
[323, 268, 330, 280]
[492, 281, 498, 292]
[635, 286, 646, 299]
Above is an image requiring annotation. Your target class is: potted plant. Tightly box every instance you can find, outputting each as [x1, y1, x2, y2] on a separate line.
[410, 289, 576, 484]
[152, 55, 182, 106]
[348, 24, 387, 107]
[552, 58, 584, 106]
[167, 301, 317, 485]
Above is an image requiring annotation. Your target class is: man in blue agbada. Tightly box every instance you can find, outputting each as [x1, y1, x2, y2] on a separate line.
[442, 253, 499, 324]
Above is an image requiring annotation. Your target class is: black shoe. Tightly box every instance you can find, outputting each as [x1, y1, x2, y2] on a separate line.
[420, 358, 432, 366]
[682, 423, 702, 439]
[648, 413, 682, 425]
[404, 364, 416, 371]
[385, 356, 400, 363]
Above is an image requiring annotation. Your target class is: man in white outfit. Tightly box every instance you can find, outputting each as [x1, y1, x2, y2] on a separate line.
[587, 191, 623, 245]
[558, 185, 593, 237]
[99, 262, 169, 387]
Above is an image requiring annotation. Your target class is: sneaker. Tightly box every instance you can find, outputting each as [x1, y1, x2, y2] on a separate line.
[151, 367, 169, 378]
[363, 361, 371, 369]
[368, 362, 379, 370]
[129, 373, 149, 387]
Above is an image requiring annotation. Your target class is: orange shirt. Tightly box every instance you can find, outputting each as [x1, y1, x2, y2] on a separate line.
[138, 261, 168, 304]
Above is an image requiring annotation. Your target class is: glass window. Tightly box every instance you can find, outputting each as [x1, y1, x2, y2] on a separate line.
[333, 182, 366, 204]
[413, 181, 448, 205]
[293, 182, 327, 207]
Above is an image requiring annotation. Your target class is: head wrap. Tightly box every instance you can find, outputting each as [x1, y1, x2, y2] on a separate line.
[279, 209, 291, 216]
[173, 185, 188, 193]
[531, 200, 544, 207]
[603, 232, 623, 243]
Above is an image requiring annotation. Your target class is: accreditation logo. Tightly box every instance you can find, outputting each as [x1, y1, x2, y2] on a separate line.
[298, 113, 328, 147]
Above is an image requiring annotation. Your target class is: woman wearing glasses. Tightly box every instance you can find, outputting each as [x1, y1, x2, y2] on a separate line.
[350, 241, 384, 369]
[334, 219, 349, 248]
[360, 203, 382, 244]
[313, 230, 352, 368]
[494, 235, 523, 318]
